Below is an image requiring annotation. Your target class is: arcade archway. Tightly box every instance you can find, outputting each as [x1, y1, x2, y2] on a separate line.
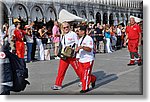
[96, 12, 101, 24]
[31, 6, 44, 22]
[89, 11, 94, 21]
[1, 2, 9, 24]
[72, 9, 78, 16]
[46, 7, 57, 22]
[109, 13, 114, 26]
[103, 13, 108, 24]
[81, 10, 87, 19]
[12, 4, 28, 22]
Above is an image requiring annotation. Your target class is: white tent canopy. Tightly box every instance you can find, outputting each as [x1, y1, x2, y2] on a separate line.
[58, 9, 84, 23]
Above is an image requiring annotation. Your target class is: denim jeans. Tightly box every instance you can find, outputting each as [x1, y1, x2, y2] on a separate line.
[26, 43, 33, 62]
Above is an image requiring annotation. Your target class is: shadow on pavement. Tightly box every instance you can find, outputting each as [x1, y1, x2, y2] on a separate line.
[90, 71, 118, 91]
[62, 70, 118, 90]
[62, 79, 80, 88]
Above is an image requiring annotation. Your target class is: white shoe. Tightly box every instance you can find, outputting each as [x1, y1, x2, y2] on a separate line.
[55, 56, 60, 60]
[111, 50, 115, 52]
[108, 51, 112, 53]
[78, 82, 82, 87]
[51, 85, 62, 90]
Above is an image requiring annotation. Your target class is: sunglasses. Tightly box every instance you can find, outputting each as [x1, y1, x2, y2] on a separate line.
[63, 26, 69, 29]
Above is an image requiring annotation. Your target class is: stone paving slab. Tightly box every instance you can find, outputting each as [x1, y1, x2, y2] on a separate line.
[11, 48, 143, 95]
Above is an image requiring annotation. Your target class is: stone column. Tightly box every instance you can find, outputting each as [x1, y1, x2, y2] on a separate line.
[43, 16, 46, 24]
[28, 17, 31, 25]
[127, 12, 130, 24]
[118, 12, 121, 24]
[113, 12, 116, 26]
[128, 12, 130, 18]
[107, 11, 110, 24]
[8, 17, 13, 26]
[101, 11, 103, 25]
[123, 13, 126, 26]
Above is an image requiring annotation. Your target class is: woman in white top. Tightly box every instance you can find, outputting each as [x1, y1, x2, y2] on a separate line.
[51, 22, 80, 90]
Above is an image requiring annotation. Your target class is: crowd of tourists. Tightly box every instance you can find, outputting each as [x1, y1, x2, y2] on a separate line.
[0, 16, 143, 93]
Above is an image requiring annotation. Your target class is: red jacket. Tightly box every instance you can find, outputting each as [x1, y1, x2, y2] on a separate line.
[126, 24, 141, 40]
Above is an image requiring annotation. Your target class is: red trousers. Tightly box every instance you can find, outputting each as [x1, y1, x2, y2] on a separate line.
[128, 39, 139, 53]
[15, 41, 25, 58]
[78, 61, 96, 90]
[55, 58, 80, 86]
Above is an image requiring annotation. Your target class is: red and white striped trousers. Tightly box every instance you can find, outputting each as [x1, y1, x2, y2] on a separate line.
[78, 61, 96, 91]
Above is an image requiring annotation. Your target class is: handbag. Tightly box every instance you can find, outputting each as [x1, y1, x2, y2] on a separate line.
[61, 43, 76, 58]
[57, 40, 67, 60]
[57, 35, 76, 60]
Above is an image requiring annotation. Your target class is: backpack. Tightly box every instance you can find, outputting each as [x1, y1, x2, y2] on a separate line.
[5, 51, 30, 92]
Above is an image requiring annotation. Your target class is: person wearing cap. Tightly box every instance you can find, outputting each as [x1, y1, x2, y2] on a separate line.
[124, 17, 142, 66]
[51, 22, 80, 90]
[76, 25, 96, 93]
[13, 22, 27, 59]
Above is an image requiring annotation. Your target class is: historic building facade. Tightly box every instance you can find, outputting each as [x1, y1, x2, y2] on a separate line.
[1, 0, 143, 26]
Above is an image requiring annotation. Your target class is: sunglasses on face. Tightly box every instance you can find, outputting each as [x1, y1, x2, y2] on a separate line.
[63, 26, 69, 29]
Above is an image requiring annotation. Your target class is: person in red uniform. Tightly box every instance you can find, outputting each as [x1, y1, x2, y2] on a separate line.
[124, 17, 142, 66]
[13, 22, 26, 59]
[76, 26, 96, 93]
[51, 22, 80, 90]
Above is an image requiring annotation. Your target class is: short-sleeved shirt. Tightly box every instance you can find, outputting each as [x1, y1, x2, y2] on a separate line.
[77, 35, 94, 63]
[61, 31, 78, 49]
[126, 24, 141, 40]
[52, 25, 60, 43]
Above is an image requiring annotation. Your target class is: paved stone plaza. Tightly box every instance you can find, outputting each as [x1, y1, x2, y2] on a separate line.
[11, 47, 143, 95]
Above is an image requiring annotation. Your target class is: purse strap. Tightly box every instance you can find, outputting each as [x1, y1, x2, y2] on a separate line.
[61, 35, 66, 45]
[80, 34, 86, 45]
[62, 33, 86, 47]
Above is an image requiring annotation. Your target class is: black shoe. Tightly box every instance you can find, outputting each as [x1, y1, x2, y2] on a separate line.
[138, 62, 142, 66]
[32, 58, 37, 61]
[26, 61, 30, 63]
[127, 63, 135, 66]
[80, 88, 89, 93]
[91, 81, 96, 88]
